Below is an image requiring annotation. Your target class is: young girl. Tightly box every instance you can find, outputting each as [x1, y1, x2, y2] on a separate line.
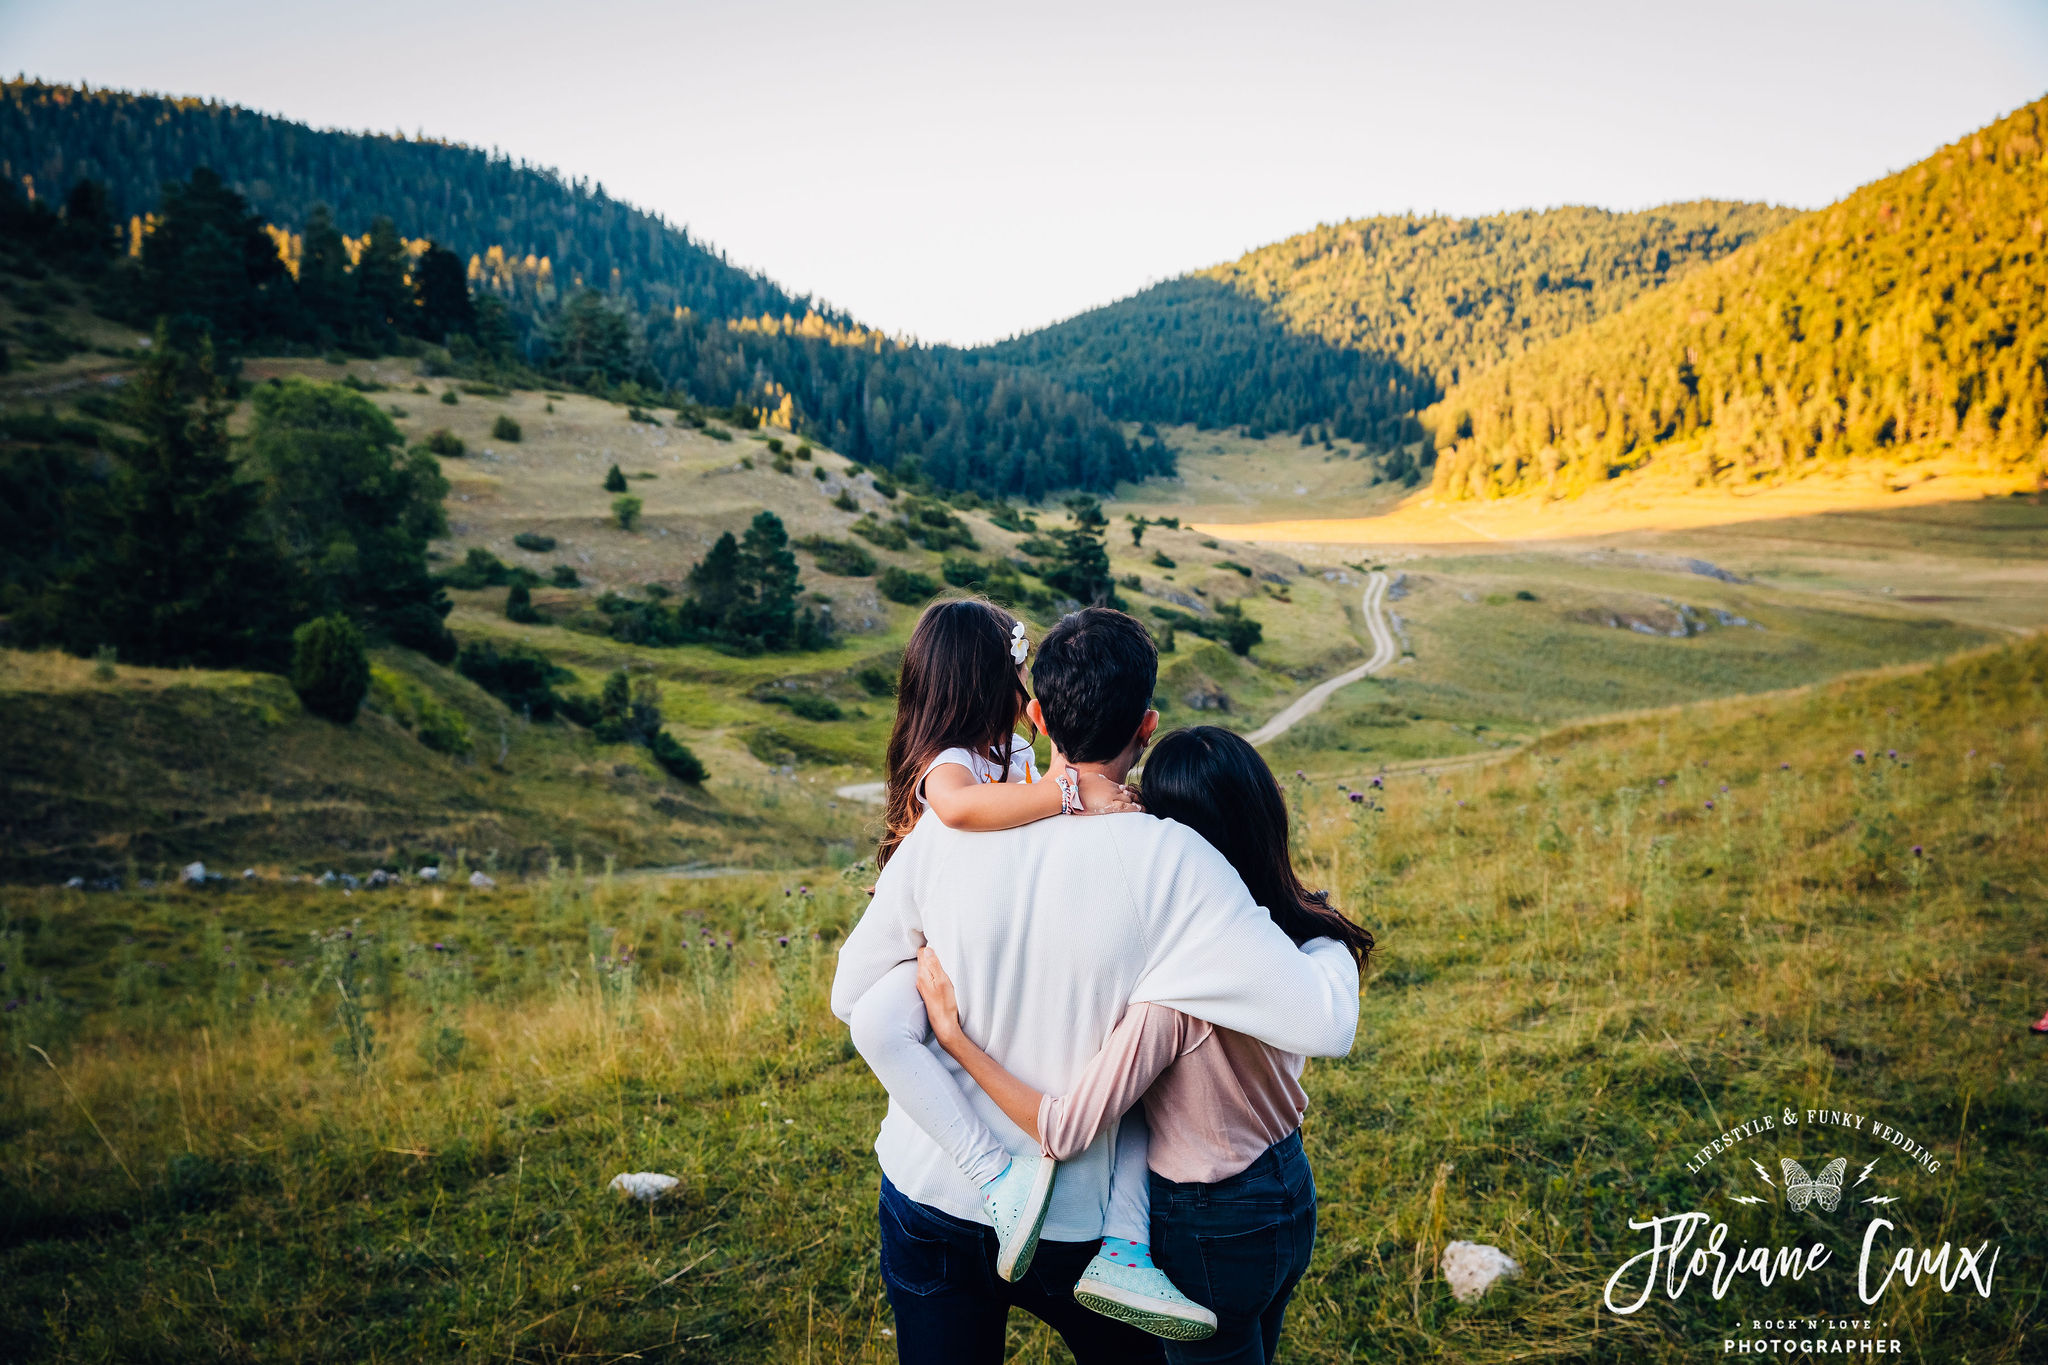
[913, 725, 1375, 1361]
[846, 598, 1218, 1338]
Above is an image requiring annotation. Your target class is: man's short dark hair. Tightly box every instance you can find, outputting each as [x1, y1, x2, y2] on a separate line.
[1031, 607, 1158, 762]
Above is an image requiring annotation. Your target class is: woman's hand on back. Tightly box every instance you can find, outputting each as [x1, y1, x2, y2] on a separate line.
[915, 947, 965, 1046]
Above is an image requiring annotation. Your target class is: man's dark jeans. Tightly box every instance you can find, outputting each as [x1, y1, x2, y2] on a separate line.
[877, 1177, 1168, 1365]
[1149, 1130, 1317, 1365]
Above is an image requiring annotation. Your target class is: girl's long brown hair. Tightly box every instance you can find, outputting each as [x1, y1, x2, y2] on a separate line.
[878, 598, 1029, 868]
[1138, 725, 1376, 966]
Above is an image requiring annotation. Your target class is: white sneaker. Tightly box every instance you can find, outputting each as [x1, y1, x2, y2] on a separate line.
[981, 1152, 1057, 1282]
[1073, 1251, 1218, 1340]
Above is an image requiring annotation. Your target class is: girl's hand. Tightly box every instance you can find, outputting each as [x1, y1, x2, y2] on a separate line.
[1075, 771, 1144, 815]
[915, 947, 964, 1046]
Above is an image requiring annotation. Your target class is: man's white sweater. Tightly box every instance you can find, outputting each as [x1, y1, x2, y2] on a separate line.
[831, 811, 1360, 1241]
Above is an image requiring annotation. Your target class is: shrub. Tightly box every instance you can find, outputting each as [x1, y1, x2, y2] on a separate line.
[765, 691, 844, 721]
[384, 600, 458, 663]
[795, 445, 812, 460]
[455, 640, 569, 719]
[505, 582, 542, 624]
[424, 428, 465, 457]
[766, 438, 784, 454]
[290, 615, 370, 724]
[704, 426, 732, 441]
[1151, 550, 1177, 569]
[492, 415, 522, 442]
[648, 729, 708, 784]
[850, 515, 909, 551]
[793, 535, 876, 577]
[442, 547, 511, 590]
[550, 563, 581, 588]
[439, 389, 458, 405]
[612, 494, 643, 530]
[1216, 560, 1254, 577]
[877, 566, 939, 605]
[604, 464, 628, 493]
[513, 531, 556, 553]
[856, 661, 897, 696]
[834, 487, 859, 512]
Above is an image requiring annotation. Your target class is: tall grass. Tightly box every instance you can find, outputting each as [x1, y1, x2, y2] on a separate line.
[2, 640, 2042, 1362]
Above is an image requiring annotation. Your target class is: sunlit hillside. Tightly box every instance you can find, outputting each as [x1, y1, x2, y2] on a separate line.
[1425, 95, 2048, 503]
[988, 202, 1796, 443]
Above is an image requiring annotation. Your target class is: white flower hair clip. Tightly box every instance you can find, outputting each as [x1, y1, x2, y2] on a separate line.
[1010, 621, 1029, 664]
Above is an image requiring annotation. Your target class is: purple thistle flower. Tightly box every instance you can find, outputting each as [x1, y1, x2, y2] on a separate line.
[1704, 800, 1714, 810]
[1657, 778, 1667, 787]
[1295, 769, 1306, 779]
[1370, 776, 1383, 789]
[1720, 785, 1729, 793]
[1349, 792, 1365, 803]
[777, 936, 789, 947]
[1780, 762, 1790, 770]
[1887, 749, 1898, 760]
[1911, 845, 1923, 857]
[1852, 750, 1866, 763]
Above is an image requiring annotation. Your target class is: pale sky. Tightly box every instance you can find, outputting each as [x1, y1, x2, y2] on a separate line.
[6, 0, 2047, 344]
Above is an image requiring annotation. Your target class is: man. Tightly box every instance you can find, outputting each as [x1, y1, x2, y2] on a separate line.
[832, 607, 1360, 1363]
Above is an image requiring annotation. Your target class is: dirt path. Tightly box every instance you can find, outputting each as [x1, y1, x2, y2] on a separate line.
[1245, 570, 1397, 747]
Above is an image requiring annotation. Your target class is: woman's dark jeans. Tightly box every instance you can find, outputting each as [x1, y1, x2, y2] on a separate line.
[1149, 1130, 1316, 1365]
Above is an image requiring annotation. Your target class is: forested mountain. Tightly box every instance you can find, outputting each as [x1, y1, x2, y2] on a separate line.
[987, 202, 1797, 444]
[1425, 97, 2048, 502]
[0, 81, 1155, 497]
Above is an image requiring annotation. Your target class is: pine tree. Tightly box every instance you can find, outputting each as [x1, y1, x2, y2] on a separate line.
[413, 241, 476, 342]
[352, 214, 413, 348]
[298, 203, 353, 340]
[603, 463, 628, 493]
[43, 327, 293, 668]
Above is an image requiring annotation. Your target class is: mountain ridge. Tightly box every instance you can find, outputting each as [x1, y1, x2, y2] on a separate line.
[1423, 94, 2048, 503]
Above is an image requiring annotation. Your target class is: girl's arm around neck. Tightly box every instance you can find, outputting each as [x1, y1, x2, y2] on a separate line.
[923, 761, 1140, 832]
[922, 761, 1063, 831]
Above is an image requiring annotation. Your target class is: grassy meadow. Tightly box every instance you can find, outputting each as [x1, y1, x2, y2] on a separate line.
[3, 631, 2041, 1362]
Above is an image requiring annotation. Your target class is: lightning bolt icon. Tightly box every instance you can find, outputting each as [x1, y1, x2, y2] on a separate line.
[1730, 1195, 1767, 1206]
[1751, 1159, 1775, 1187]
[1854, 1158, 1879, 1188]
[1862, 1195, 1898, 1206]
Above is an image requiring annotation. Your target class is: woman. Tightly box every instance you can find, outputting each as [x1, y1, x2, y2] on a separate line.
[915, 725, 1374, 1364]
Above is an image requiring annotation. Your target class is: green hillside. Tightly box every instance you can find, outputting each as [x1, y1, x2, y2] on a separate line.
[1427, 96, 2048, 502]
[988, 202, 1795, 444]
[0, 81, 1153, 497]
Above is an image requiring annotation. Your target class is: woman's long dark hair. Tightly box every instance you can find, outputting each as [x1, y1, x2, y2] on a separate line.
[878, 598, 1029, 868]
[1139, 726, 1375, 966]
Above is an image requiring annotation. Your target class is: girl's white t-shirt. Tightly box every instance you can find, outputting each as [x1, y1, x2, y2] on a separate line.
[916, 734, 1039, 807]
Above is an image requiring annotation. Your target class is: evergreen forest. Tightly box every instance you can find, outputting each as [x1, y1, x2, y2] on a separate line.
[0, 81, 1159, 498]
[986, 202, 1797, 444]
[1425, 96, 2048, 500]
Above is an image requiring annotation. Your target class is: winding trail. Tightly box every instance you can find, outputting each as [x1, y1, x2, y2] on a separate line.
[1244, 570, 1397, 747]
[834, 570, 1399, 803]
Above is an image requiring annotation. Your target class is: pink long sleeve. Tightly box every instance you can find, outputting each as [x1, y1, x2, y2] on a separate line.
[1035, 1003, 1202, 1162]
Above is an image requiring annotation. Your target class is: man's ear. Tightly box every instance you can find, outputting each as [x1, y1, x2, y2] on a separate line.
[1135, 709, 1160, 750]
[1026, 698, 1048, 739]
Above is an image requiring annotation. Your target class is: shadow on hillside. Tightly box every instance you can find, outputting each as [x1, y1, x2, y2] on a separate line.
[983, 277, 1431, 446]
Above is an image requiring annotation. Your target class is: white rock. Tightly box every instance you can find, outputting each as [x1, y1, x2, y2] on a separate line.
[1441, 1241, 1519, 1303]
[609, 1171, 679, 1203]
[417, 866, 440, 882]
[180, 861, 207, 884]
[468, 871, 496, 889]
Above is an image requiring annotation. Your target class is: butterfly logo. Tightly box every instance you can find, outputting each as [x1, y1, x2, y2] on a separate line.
[1781, 1157, 1847, 1213]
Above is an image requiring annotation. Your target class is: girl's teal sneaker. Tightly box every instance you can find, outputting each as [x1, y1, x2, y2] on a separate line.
[982, 1152, 1057, 1282]
[1073, 1249, 1218, 1340]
